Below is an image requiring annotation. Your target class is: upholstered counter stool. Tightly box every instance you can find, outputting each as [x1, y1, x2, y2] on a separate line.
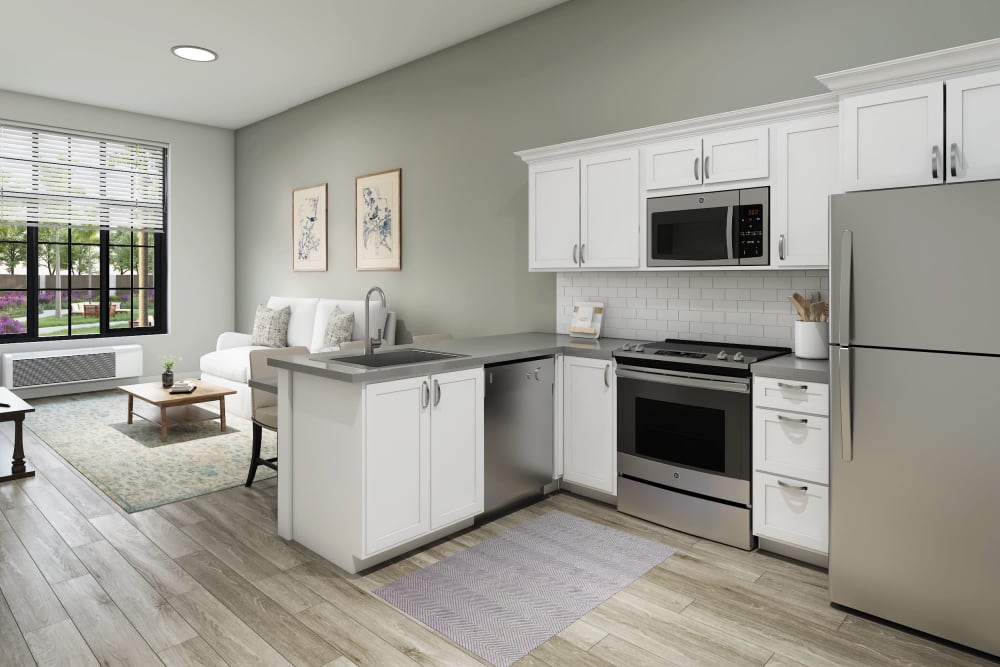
[245, 346, 308, 487]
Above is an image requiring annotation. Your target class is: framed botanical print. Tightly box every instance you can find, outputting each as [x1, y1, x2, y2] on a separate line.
[292, 183, 327, 271]
[355, 168, 401, 271]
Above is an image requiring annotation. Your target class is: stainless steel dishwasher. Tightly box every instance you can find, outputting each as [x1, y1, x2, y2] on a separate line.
[483, 357, 554, 515]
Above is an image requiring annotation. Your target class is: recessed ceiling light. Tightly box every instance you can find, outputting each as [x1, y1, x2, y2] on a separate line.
[171, 45, 217, 62]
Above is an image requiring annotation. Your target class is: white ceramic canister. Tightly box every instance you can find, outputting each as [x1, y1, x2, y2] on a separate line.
[794, 321, 829, 359]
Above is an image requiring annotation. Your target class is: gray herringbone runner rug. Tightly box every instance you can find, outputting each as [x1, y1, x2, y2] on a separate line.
[374, 510, 675, 666]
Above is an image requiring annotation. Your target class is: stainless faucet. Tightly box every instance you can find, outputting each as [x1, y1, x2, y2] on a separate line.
[364, 286, 387, 355]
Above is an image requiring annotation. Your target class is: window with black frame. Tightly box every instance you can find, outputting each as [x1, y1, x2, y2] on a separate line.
[0, 124, 166, 340]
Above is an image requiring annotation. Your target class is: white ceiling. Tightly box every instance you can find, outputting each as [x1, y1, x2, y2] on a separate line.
[0, 0, 567, 130]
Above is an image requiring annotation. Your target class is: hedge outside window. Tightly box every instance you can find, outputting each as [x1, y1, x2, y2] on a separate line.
[0, 124, 166, 340]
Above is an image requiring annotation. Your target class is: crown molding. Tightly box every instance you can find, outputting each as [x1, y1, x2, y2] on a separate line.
[817, 37, 1000, 95]
[514, 93, 838, 164]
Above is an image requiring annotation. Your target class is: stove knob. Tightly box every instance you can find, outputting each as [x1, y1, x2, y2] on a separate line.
[635, 345, 645, 353]
[716, 350, 728, 360]
[733, 352, 744, 362]
[621, 343, 633, 352]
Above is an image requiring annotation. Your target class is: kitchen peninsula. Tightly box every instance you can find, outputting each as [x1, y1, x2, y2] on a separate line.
[268, 333, 627, 573]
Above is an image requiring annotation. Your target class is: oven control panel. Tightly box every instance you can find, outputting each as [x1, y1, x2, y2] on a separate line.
[738, 204, 764, 258]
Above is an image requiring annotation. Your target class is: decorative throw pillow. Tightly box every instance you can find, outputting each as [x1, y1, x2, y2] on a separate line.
[250, 304, 291, 347]
[324, 306, 355, 347]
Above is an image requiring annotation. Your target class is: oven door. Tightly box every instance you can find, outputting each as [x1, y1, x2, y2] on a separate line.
[616, 368, 751, 503]
[647, 189, 739, 266]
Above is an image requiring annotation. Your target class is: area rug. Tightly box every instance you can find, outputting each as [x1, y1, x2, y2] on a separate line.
[23, 390, 275, 512]
[374, 510, 674, 667]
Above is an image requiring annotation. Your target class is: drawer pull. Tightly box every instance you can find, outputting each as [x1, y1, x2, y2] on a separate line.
[777, 414, 808, 425]
[777, 479, 808, 491]
[777, 382, 808, 391]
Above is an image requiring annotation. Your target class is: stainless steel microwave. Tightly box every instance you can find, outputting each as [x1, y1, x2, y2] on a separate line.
[647, 187, 768, 267]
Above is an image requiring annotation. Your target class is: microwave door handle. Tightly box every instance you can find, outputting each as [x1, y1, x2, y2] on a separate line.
[726, 205, 735, 260]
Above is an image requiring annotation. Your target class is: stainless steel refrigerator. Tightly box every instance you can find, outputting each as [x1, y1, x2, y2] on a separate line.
[829, 180, 1000, 658]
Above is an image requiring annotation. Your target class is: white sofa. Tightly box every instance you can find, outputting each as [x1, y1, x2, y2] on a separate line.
[200, 296, 397, 418]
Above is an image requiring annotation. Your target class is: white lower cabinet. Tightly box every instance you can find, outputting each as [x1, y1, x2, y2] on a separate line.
[363, 367, 484, 557]
[562, 355, 616, 495]
[752, 375, 829, 559]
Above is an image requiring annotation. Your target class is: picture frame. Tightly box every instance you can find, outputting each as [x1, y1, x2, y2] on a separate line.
[355, 168, 401, 271]
[292, 183, 327, 271]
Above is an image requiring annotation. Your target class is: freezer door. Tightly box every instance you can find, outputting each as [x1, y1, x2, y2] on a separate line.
[829, 347, 1000, 656]
[829, 181, 1000, 353]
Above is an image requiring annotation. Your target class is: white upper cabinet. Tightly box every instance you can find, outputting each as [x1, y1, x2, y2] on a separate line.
[580, 149, 640, 268]
[528, 159, 580, 269]
[645, 127, 769, 191]
[840, 83, 944, 191]
[703, 126, 770, 185]
[644, 137, 702, 190]
[771, 113, 840, 267]
[840, 71, 1000, 191]
[528, 149, 639, 271]
[945, 70, 1000, 183]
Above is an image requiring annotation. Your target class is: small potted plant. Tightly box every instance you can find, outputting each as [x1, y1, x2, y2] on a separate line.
[161, 355, 180, 387]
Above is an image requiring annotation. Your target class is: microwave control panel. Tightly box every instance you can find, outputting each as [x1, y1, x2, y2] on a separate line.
[737, 205, 764, 258]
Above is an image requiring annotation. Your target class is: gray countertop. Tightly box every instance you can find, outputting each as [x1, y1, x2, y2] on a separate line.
[269, 332, 645, 383]
[752, 353, 829, 384]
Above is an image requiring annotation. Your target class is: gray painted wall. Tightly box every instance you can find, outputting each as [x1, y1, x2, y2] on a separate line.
[234, 0, 1000, 341]
[0, 90, 234, 381]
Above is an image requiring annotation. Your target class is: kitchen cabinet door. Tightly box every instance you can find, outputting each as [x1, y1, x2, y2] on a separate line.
[529, 159, 580, 270]
[562, 356, 616, 495]
[771, 114, 840, 267]
[644, 137, 703, 190]
[945, 70, 1000, 183]
[840, 82, 944, 191]
[429, 368, 484, 531]
[580, 148, 640, 268]
[702, 126, 770, 185]
[363, 376, 430, 556]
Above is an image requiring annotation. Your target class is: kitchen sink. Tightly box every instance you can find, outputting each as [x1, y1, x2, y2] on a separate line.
[327, 348, 468, 368]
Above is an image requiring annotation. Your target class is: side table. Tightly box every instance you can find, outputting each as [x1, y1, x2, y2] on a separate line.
[0, 387, 35, 482]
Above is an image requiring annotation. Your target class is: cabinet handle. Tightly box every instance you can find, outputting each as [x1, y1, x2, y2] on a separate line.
[704, 155, 710, 180]
[778, 234, 785, 261]
[421, 381, 430, 408]
[931, 145, 940, 179]
[777, 414, 808, 425]
[694, 157, 700, 180]
[433, 379, 441, 407]
[604, 364, 611, 388]
[777, 479, 808, 492]
[950, 142, 958, 178]
[580, 243, 586, 264]
[777, 382, 808, 391]
[572, 243, 579, 264]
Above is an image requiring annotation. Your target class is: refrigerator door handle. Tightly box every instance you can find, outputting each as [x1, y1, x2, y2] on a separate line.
[839, 229, 852, 344]
[838, 346, 853, 461]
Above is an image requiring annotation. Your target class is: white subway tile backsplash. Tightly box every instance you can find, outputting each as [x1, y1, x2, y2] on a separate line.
[556, 269, 827, 347]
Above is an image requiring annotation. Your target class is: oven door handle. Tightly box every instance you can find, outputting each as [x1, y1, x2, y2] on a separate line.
[615, 368, 750, 394]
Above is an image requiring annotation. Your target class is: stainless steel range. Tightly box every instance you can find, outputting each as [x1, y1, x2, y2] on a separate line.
[614, 339, 790, 550]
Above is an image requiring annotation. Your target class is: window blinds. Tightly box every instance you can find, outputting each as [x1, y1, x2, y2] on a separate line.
[0, 124, 165, 232]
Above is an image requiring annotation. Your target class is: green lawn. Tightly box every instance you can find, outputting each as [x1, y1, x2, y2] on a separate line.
[38, 312, 133, 327]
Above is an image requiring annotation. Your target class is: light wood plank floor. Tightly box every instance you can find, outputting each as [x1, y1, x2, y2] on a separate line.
[0, 424, 996, 667]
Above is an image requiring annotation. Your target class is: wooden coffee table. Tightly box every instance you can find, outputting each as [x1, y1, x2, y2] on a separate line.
[117, 381, 237, 442]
